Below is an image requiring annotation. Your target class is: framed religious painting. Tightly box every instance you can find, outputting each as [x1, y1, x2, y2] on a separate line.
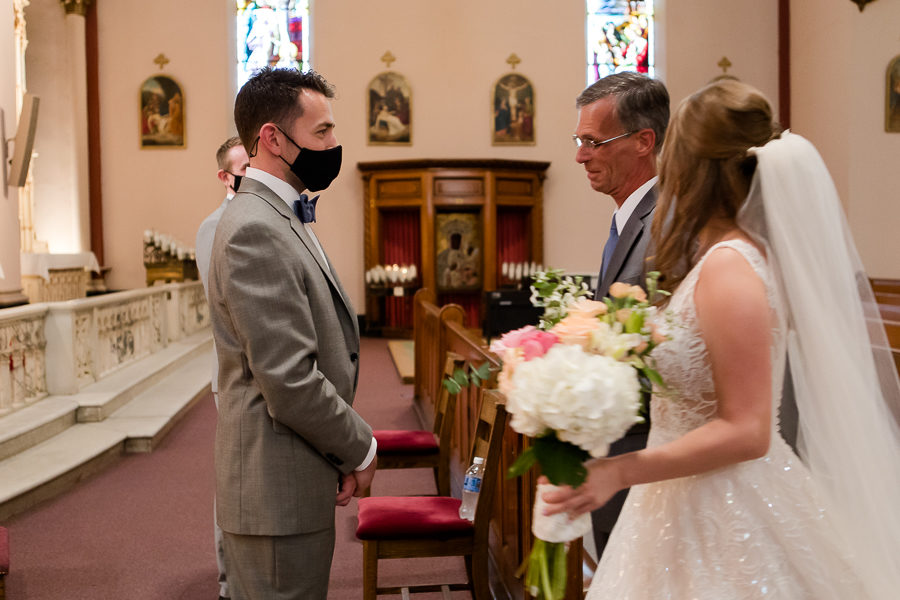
[140, 74, 185, 148]
[367, 71, 412, 145]
[435, 212, 482, 291]
[886, 55, 900, 132]
[492, 72, 535, 146]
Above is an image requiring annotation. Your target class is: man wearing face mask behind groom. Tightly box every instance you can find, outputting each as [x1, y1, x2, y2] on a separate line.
[207, 68, 377, 600]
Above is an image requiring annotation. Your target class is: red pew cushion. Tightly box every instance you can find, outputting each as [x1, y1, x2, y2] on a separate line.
[356, 496, 473, 540]
[373, 429, 439, 455]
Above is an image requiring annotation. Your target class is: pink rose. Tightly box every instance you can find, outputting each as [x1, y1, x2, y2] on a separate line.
[490, 325, 558, 361]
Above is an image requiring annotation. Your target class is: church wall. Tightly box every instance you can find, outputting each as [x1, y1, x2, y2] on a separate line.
[792, 0, 900, 279]
[23, 1, 81, 253]
[95, 0, 793, 304]
[97, 0, 234, 292]
[1, 0, 22, 296]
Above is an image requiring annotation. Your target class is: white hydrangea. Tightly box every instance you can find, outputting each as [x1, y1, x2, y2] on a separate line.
[506, 344, 643, 457]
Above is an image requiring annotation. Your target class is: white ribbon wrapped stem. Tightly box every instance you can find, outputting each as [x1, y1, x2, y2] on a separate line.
[532, 482, 592, 543]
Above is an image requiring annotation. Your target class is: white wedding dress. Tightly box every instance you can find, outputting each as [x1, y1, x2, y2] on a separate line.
[587, 239, 863, 600]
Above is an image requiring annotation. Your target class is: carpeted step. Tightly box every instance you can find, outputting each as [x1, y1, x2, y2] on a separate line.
[74, 330, 213, 422]
[0, 334, 214, 520]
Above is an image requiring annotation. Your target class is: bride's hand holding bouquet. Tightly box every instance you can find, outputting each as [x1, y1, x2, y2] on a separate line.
[490, 271, 667, 600]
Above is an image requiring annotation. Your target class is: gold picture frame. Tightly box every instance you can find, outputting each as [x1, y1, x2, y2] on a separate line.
[140, 74, 185, 148]
[367, 71, 412, 145]
[886, 55, 900, 133]
[492, 72, 535, 146]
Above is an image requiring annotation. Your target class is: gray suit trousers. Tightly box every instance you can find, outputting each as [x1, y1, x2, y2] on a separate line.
[222, 527, 336, 600]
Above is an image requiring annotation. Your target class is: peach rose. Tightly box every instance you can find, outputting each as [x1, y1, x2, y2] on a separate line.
[608, 282, 632, 299]
[566, 297, 608, 319]
[628, 285, 647, 303]
[616, 308, 633, 324]
[497, 347, 523, 397]
[551, 313, 601, 348]
[608, 282, 647, 302]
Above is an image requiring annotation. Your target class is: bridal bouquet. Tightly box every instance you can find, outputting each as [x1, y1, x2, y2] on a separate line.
[491, 271, 667, 600]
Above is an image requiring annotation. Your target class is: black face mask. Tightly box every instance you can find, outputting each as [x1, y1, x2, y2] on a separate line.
[275, 127, 342, 192]
[226, 172, 242, 194]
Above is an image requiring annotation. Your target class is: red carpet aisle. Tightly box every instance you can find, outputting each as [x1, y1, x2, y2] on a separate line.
[4, 337, 469, 599]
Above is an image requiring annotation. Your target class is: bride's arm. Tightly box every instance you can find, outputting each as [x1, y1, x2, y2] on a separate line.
[544, 248, 773, 516]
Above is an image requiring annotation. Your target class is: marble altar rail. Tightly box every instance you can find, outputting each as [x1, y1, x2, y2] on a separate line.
[0, 282, 209, 416]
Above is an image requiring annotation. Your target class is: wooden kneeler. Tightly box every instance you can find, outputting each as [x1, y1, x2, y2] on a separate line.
[356, 390, 508, 600]
[368, 353, 465, 497]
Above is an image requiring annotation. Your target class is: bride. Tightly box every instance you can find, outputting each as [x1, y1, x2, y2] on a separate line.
[543, 79, 900, 598]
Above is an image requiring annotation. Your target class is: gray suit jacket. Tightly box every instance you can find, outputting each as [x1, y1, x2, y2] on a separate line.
[597, 185, 658, 298]
[196, 196, 229, 395]
[208, 178, 372, 537]
[591, 184, 657, 552]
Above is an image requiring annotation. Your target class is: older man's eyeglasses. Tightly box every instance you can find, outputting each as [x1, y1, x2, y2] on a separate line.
[572, 131, 634, 149]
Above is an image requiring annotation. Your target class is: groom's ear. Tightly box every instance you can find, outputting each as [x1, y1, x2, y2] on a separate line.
[633, 129, 656, 157]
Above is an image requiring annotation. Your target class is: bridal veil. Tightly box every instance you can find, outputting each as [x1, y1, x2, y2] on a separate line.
[739, 132, 900, 598]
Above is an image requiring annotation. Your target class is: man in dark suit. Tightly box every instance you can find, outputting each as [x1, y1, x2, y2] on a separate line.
[573, 72, 670, 560]
[208, 68, 376, 599]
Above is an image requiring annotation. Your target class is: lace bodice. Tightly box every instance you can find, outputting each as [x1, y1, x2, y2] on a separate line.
[649, 240, 786, 445]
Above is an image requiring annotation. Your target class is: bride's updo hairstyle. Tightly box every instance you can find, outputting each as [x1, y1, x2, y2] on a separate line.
[651, 79, 781, 294]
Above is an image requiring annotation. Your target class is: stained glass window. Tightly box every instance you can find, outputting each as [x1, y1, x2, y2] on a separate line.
[236, 1, 310, 88]
[586, 0, 654, 84]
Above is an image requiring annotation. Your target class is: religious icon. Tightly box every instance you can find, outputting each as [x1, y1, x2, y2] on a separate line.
[367, 71, 412, 145]
[435, 213, 482, 291]
[886, 55, 900, 133]
[139, 75, 185, 148]
[492, 73, 535, 146]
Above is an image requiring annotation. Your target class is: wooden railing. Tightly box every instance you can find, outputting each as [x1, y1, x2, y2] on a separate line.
[413, 289, 583, 600]
[872, 278, 900, 375]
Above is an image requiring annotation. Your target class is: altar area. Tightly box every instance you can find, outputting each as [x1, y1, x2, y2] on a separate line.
[20, 252, 101, 303]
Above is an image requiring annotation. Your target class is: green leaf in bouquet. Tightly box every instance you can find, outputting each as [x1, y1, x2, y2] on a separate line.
[452, 368, 468, 387]
[532, 433, 591, 488]
[442, 377, 461, 395]
[507, 446, 538, 479]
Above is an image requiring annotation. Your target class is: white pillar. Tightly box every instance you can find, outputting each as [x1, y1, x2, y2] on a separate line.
[62, 0, 91, 252]
[0, 0, 28, 307]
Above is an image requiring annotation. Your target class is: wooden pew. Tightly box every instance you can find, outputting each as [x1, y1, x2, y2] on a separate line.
[413, 290, 584, 600]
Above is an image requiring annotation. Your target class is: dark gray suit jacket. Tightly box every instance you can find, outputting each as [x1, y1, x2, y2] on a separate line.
[592, 184, 657, 554]
[208, 178, 372, 537]
[596, 185, 657, 297]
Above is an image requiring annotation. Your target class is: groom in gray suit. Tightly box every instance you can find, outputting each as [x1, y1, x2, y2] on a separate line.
[208, 68, 377, 599]
[573, 72, 669, 560]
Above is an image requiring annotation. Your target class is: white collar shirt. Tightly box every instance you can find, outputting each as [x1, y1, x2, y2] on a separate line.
[613, 176, 658, 234]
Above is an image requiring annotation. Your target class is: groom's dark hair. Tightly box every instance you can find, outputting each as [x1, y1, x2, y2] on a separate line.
[234, 68, 335, 153]
[576, 72, 670, 153]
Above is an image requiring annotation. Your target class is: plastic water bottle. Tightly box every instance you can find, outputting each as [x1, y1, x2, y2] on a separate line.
[458, 456, 485, 521]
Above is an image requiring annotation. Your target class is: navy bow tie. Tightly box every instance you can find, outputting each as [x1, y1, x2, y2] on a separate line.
[293, 193, 319, 223]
